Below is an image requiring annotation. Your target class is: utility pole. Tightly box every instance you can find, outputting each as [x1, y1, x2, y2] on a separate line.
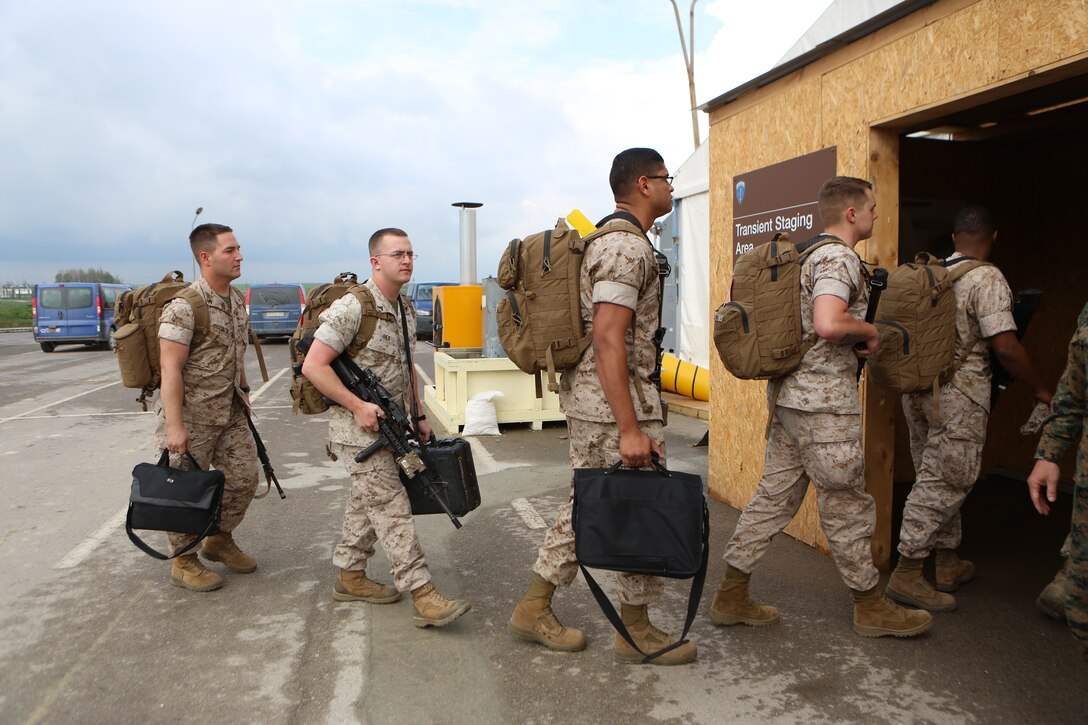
[669, 0, 700, 149]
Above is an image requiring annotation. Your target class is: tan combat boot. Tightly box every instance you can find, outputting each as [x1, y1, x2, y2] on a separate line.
[1036, 561, 1070, 621]
[613, 604, 697, 665]
[333, 569, 401, 604]
[200, 533, 257, 573]
[853, 586, 933, 637]
[709, 565, 780, 626]
[508, 573, 586, 651]
[886, 556, 956, 611]
[171, 553, 223, 592]
[411, 582, 471, 628]
[935, 549, 975, 592]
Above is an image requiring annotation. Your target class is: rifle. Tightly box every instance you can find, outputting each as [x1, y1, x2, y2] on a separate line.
[294, 336, 463, 529]
[991, 289, 1043, 407]
[857, 267, 889, 381]
[245, 411, 286, 500]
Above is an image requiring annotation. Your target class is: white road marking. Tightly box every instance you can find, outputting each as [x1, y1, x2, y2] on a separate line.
[250, 366, 290, 402]
[414, 363, 434, 388]
[463, 437, 530, 476]
[511, 498, 547, 530]
[7, 411, 152, 420]
[55, 507, 127, 569]
[0, 380, 122, 425]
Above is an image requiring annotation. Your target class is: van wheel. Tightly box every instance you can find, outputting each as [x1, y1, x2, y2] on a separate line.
[101, 329, 116, 351]
[40, 342, 56, 353]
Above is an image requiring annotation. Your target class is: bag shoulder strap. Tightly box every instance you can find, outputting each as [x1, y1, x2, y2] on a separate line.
[344, 284, 385, 358]
[942, 255, 992, 283]
[578, 499, 709, 664]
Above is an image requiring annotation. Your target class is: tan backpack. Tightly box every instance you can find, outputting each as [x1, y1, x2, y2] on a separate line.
[868, 253, 990, 397]
[496, 214, 653, 396]
[713, 233, 845, 380]
[288, 273, 385, 414]
[113, 271, 210, 410]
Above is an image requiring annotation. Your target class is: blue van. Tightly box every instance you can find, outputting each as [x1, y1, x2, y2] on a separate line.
[32, 282, 131, 352]
[246, 284, 305, 338]
[409, 282, 455, 338]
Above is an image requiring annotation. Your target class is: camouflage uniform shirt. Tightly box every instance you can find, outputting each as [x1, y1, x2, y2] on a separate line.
[1035, 302, 1088, 465]
[945, 252, 1016, 412]
[559, 227, 663, 423]
[313, 278, 415, 448]
[776, 240, 868, 414]
[157, 276, 249, 426]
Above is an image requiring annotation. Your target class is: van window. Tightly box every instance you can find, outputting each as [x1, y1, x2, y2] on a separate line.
[415, 284, 434, 300]
[102, 287, 120, 308]
[250, 287, 299, 306]
[40, 288, 64, 309]
[67, 288, 93, 308]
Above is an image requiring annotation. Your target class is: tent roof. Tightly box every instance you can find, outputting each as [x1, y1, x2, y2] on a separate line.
[671, 142, 709, 200]
[700, 0, 935, 113]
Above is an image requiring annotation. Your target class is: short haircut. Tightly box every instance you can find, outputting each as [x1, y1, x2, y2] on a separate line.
[189, 223, 233, 261]
[609, 147, 665, 198]
[953, 205, 995, 235]
[369, 227, 408, 256]
[818, 176, 873, 226]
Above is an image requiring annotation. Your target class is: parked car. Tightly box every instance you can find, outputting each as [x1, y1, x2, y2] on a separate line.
[32, 282, 131, 352]
[246, 284, 306, 338]
[409, 282, 456, 338]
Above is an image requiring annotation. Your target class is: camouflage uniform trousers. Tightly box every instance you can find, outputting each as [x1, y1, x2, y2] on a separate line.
[1070, 472, 1088, 660]
[157, 408, 259, 554]
[330, 442, 430, 593]
[898, 385, 987, 559]
[724, 407, 879, 592]
[533, 417, 666, 606]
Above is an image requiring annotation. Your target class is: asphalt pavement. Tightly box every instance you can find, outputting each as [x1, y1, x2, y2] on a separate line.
[0, 331, 1084, 724]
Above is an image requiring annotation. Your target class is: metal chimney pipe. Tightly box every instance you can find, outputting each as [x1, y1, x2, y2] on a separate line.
[452, 202, 482, 285]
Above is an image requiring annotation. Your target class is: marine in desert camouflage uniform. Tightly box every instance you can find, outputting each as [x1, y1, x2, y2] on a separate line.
[302, 228, 470, 628]
[509, 148, 697, 665]
[888, 206, 1051, 612]
[713, 176, 932, 638]
[158, 223, 259, 592]
[1028, 300, 1088, 660]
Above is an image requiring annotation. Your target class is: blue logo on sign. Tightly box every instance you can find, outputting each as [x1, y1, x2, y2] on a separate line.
[735, 181, 746, 204]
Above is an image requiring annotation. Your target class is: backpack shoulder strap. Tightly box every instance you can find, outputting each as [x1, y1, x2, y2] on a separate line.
[796, 234, 849, 261]
[345, 284, 382, 357]
[176, 286, 210, 346]
[587, 211, 649, 244]
[942, 256, 992, 283]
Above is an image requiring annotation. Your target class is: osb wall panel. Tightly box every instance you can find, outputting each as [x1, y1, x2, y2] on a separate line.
[707, 0, 1088, 554]
[707, 77, 831, 553]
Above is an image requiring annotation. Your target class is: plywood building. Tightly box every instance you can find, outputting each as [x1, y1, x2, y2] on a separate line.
[703, 0, 1088, 567]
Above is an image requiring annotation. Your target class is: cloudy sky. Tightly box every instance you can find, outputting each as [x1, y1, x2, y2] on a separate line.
[0, 0, 833, 286]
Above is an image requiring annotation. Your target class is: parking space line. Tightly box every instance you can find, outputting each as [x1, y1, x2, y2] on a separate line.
[0, 380, 122, 425]
[415, 364, 433, 388]
[511, 498, 547, 530]
[249, 366, 290, 402]
[55, 507, 127, 569]
[10, 411, 151, 420]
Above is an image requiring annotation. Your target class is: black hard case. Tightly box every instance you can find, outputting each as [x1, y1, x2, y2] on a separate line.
[400, 437, 481, 517]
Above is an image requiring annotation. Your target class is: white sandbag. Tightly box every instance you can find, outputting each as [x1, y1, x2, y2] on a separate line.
[462, 390, 503, 436]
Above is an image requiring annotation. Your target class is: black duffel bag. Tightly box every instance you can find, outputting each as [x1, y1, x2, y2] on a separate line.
[126, 450, 225, 560]
[573, 454, 709, 663]
[399, 437, 481, 517]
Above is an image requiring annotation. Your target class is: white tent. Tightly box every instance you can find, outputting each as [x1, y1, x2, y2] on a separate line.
[670, 142, 710, 370]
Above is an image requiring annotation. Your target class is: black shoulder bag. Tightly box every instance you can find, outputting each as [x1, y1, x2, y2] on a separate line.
[126, 451, 226, 560]
[572, 454, 709, 663]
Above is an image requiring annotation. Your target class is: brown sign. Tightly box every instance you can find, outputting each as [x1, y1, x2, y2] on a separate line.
[732, 147, 837, 261]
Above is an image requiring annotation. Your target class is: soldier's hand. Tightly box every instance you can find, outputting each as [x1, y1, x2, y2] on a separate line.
[417, 418, 435, 442]
[1027, 459, 1061, 515]
[166, 425, 190, 455]
[854, 324, 879, 359]
[353, 402, 385, 433]
[619, 429, 660, 468]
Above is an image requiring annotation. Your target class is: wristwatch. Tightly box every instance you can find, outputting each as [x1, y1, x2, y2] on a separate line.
[414, 414, 427, 422]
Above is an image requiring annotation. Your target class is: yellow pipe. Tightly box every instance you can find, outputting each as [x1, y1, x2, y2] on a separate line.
[661, 354, 710, 401]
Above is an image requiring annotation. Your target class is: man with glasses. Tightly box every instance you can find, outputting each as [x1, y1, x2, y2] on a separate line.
[303, 228, 471, 628]
[508, 148, 697, 665]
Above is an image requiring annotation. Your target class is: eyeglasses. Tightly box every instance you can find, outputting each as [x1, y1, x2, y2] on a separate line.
[647, 175, 674, 184]
[374, 251, 419, 261]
